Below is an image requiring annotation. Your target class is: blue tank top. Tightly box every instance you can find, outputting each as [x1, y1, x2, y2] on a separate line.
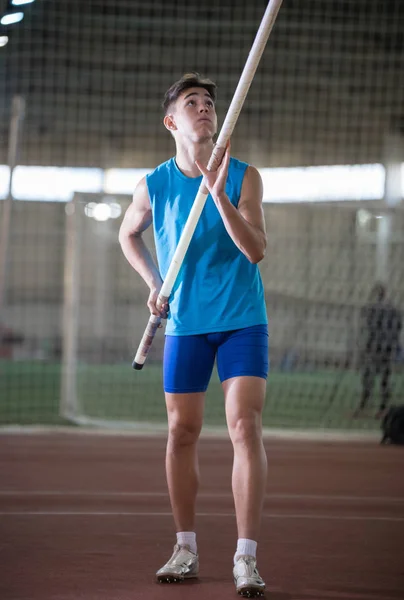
[146, 156, 267, 335]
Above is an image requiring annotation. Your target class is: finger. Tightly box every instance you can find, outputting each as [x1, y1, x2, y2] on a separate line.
[217, 144, 230, 171]
[147, 300, 160, 317]
[216, 145, 231, 184]
[222, 144, 231, 170]
[157, 300, 169, 319]
[156, 297, 168, 310]
[211, 145, 227, 173]
[194, 159, 208, 176]
[158, 304, 168, 316]
[218, 141, 230, 166]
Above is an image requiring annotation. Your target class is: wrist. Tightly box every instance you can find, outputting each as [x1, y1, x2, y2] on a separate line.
[148, 276, 163, 292]
[213, 191, 230, 206]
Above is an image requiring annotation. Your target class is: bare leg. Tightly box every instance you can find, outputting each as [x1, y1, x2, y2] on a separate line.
[165, 392, 205, 532]
[223, 376, 267, 541]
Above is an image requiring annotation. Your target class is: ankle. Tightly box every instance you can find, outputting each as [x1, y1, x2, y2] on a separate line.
[176, 531, 197, 555]
[234, 538, 257, 564]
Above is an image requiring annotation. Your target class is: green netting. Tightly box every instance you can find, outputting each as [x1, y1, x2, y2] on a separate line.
[3, 359, 404, 431]
[1, 0, 403, 431]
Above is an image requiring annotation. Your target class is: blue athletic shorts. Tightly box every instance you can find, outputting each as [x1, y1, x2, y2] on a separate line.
[163, 324, 269, 394]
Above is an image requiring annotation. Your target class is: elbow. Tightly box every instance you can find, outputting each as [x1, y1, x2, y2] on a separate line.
[248, 247, 265, 264]
[249, 239, 266, 264]
[118, 227, 131, 250]
[249, 250, 265, 264]
[118, 224, 133, 243]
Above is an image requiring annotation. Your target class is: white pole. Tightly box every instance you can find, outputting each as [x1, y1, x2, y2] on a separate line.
[376, 132, 403, 282]
[0, 95, 25, 332]
[133, 0, 283, 369]
[60, 194, 81, 419]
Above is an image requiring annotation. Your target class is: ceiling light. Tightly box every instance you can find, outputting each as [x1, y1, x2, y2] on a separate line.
[1, 12, 24, 25]
[93, 203, 112, 222]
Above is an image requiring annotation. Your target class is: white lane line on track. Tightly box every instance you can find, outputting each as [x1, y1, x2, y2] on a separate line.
[1, 511, 404, 522]
[0, 491, 403, 503]
[303, 590, 401, 600]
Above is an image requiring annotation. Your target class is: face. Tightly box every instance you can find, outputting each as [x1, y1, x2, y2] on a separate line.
[164, 87, 217, 143]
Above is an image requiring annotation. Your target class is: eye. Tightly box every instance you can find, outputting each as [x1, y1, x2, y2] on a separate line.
[206, 100, 214, 108]
[187, 100, 195, 106]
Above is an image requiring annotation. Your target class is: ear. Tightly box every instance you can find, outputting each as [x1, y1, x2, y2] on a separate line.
[163, 114, 177, 132]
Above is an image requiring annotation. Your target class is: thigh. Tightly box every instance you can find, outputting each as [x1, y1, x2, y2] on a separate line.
[216, 324, 269, 384]
[223, 376, 267, 433]
[164, 334, 216, 394]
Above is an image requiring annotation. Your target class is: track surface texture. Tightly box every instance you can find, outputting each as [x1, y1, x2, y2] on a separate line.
[1, 432, 403, 600]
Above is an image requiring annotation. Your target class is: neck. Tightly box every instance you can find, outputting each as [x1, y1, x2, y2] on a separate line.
[175, 139, 214, 178]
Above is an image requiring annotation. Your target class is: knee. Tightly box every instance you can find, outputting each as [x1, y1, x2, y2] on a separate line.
[168, 419, 201, 449]
[228, 412, 262, 447]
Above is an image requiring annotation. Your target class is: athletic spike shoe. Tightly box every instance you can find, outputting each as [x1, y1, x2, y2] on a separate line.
[156, 544, 199, 583]
[233, 555, 266, 597]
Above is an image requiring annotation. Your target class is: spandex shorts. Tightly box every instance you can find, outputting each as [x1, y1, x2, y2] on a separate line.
[163, 324, 269, 394]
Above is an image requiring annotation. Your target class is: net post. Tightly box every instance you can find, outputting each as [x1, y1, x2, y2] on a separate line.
[60, 193, 81, 420]
[0, 96, 25, 329]
[376, 132, 403, 283]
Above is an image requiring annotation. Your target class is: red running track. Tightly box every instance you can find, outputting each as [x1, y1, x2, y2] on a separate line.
[0, 432, 403, 600]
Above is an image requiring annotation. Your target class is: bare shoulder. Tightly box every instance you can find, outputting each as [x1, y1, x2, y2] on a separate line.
[240, 165, 263, 202]
[245, 164, 262, 181]
[132, 176, 151, 209]
[119, 177, 152, 236]
[237, 164, 266, 234]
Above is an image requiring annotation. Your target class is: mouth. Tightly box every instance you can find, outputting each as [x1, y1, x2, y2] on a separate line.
[198, 118, 212, 124]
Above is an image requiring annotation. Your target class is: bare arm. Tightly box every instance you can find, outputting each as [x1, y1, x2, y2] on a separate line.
[196, 147, 266, 264]
[118, 177, 168, 318]
[215, 165, 266, 263]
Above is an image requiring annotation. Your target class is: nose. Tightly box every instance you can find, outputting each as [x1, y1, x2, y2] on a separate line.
[199, 103, 209, 113]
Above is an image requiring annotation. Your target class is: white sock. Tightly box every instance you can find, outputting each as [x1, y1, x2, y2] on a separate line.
[234, 538, 257, 564]
[176, 531, 197, 555]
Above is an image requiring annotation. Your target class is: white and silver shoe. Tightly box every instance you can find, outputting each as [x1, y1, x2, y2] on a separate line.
[156, 544, 199, 583]
[233, 555, 265, 597]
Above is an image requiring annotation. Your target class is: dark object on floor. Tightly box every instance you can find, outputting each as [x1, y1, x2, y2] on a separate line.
[381, 405, 404, 445]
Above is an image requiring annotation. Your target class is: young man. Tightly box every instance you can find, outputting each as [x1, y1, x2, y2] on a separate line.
[119, 73, 269, 597]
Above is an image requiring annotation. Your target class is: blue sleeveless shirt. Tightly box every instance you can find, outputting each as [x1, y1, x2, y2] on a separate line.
[146, 157, 267, 336]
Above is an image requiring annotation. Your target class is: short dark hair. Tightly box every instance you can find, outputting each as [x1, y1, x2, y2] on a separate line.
[162, 72, 217, 113]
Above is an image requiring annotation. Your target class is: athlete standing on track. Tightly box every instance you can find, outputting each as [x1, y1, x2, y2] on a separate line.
[119, 72, 269, 597]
